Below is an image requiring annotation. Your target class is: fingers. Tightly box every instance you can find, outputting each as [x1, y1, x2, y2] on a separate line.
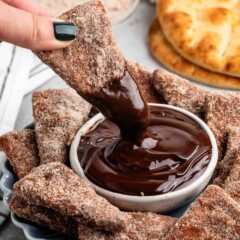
[2, 0, 52, 17]
[0, 1, 77, 50]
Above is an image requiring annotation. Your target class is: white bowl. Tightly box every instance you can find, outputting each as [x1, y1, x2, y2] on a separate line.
[113, 0, 140, 25]
[70, 103, 218, 213]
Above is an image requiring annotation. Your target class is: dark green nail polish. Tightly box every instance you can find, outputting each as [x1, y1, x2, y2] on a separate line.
[53, 22, 77, 41]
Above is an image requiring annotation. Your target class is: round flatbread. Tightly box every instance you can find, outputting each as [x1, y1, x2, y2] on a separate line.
[157, 0, 240, 77]
[148, 18, 240, 90]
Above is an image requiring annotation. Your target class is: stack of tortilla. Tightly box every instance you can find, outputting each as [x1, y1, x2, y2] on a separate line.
[149, 0, 240, 89]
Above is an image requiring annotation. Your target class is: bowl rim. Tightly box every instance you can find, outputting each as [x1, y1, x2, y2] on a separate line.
[70, 103, 218, 202]
[113, 0, 140, 25]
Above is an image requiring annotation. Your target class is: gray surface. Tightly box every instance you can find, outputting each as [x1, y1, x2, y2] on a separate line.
[0, 219, 25, 240]
[0, 1, 223, 239]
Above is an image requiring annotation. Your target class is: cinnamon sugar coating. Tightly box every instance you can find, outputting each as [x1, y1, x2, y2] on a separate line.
[224, 153, 240, 203]
[13, 162, 127, 232]
[153, 68, 207, 117]
[78, 225, 109, 240]
[213, 127, 240, 187]
[9, 196, 78, 237]
[78, 212, 176, 240]
[205, 93, 240, 158]
[126, 61, 162, 103]
[130, 212, 176, 240]
[0, 130, 39, 178]
[32, 88, 91, 164]
[78, 224, 141, 240]
[35, 0, 125, 95]
[164, 185, 240, 240]
[225, 181, 240, 205]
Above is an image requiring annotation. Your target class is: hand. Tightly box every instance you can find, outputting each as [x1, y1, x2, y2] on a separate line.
[0, 0, 77, 50]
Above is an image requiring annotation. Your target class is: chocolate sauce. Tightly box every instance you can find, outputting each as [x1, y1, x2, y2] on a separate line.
[83, 71, 150, 140]
[78, 106, 212, 196]
[78, 69, 212, 196]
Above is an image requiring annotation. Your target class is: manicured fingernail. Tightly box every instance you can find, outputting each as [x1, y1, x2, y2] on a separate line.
[53, 22, 77, 41]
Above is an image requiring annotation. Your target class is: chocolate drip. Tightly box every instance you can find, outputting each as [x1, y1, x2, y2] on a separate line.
[83, 70, 150, 140]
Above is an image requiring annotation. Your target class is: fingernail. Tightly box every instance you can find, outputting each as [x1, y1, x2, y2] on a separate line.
[53, 22, 77, 41]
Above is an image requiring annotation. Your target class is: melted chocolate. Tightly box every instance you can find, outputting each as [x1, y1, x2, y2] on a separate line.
[78, 106, 212, 196]
[83, 71, 150, 140]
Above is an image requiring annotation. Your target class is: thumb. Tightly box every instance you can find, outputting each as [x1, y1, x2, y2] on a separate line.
[0, 1, 77, 50]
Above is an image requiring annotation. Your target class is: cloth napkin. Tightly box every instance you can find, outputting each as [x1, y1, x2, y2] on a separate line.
[0, 42, 56, 224]
[0, 43, 56, 135]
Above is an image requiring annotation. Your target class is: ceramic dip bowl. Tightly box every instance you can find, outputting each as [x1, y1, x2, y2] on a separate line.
[70, 103, 218, 213]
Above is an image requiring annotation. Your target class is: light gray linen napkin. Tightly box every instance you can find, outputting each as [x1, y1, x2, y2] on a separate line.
[0, 42, 56, 224]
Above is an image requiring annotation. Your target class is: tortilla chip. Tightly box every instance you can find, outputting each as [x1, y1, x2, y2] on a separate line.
[13, 162, 128, 233]
[165, 185, 240, 240]
[224, 152, 240, 203]
[213, 127, 240, 187]
[32, 88, 91, 164]
[153, 68, 207, 118]
[78, 212, 176, 240]
[0, 130, 39, 178]
[205, 93, 240, 158]
[35, 0, 125, 95]
[10, 195, 78, 237]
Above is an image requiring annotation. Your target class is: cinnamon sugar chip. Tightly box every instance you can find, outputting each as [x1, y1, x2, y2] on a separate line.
[165, 185, 240, 240]
[224, 153, 240, 203]
[9, 196, 78, 237]
[0, 130, 39, 178]
[13, 162, 128, 233]
[11, 197, 174, 239]
[77, 224, 139, 240]
[78, 225, 109, 240]
[35, 0, 125, 95]
[78, 212, 176, 240]
[126, 61, 162, 103]
[32, 89, 91, 164]
[130, 212, 176, 240]
[153, 68, 207, 117]
[225, 182, 240, 205]
[213, 127, 240, 187]
[205, 93, 240, 158]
